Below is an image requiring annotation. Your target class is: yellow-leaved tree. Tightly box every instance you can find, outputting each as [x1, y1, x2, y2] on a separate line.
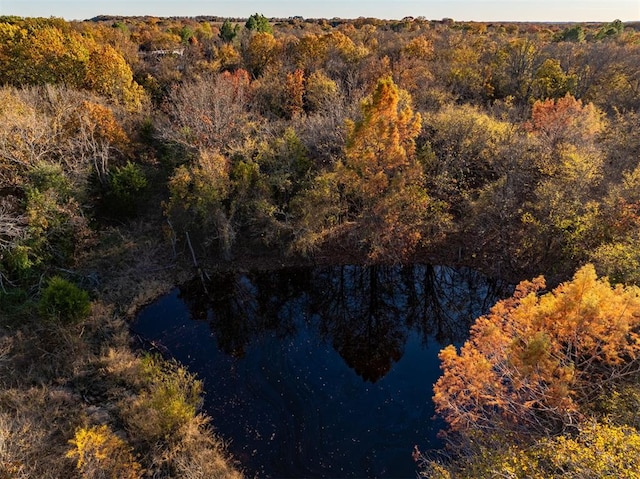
[421, 422, 640, 479]
[519, 95, 607, 267]
[0, 20, 145, 109]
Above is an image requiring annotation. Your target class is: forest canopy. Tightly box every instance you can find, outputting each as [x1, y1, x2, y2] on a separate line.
[1, 13, 640, 479]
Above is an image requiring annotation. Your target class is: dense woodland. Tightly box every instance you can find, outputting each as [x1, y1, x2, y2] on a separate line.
[1, 13, 640, 478]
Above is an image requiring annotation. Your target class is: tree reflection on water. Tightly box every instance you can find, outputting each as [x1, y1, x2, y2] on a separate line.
[178, 264, 510, 382]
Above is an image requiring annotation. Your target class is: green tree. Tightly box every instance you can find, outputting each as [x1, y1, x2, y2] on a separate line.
[103, 161, 148, 217]
[557, 24, 586, 42]
[245, 13, 273, 34]
[595, 19, 624, 40]
[8, 163, 90, 280]
[219, 19, 239, 42]
[531, 58, 577, 100]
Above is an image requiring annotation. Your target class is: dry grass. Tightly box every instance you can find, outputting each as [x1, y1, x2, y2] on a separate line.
[168, 415, 244, 479]
[0, 217, 244, 478]
[98, 347, 244, 478]
[77, 221, 192, 316]
[0, 315, 97, 479]
[0, 387, 82, 479]
[0, 412, 42, 479]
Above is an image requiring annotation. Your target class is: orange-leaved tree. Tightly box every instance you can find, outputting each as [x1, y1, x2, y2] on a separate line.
[293, 76, 450, 261]
[433, 264, 640, 437]
[338, 76, 449, 260]
[526, 93, 605, 152]
[520, 95, 606, 268]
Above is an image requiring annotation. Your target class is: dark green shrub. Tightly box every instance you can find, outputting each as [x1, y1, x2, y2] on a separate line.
[38, 276, 91, 323]
[28, 162, 71, 198]
[6, 166, 83, 280]
[104, 161, 148, 217]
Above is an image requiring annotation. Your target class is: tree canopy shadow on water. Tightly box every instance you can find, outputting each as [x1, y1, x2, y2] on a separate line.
[178, 264, 512, 382]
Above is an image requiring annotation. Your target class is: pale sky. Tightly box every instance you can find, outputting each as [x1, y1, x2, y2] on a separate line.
[0, 0, 638, 22]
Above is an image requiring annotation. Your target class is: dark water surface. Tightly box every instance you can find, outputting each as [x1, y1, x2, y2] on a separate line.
[133, 264, 510, 478]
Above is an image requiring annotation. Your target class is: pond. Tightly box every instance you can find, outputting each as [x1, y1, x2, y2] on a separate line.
[132, 264, 511, 478]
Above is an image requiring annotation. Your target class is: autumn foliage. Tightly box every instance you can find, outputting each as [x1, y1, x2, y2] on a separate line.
[2, 12, 640, 479]
[527, 94, 605, 150]
[0, 20, 145, 109]
[434, 264, 640, 437]
[294, 77, 450, 261]
[423, 422, 640, 479]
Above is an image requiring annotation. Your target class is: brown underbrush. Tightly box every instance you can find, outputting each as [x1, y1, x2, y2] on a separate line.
[0, 219, 243, 478]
